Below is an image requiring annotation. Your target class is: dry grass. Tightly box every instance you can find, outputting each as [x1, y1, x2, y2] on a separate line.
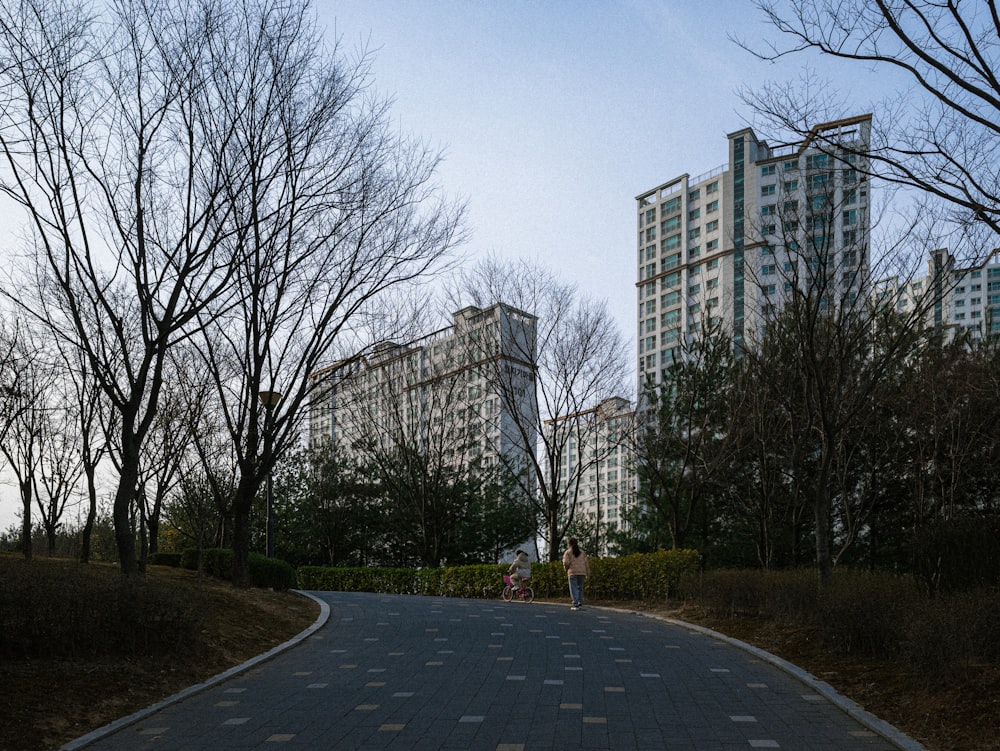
[0, 561, 319, 751]
[610, 599, 1000, 751]
[3, 560, 997, 751]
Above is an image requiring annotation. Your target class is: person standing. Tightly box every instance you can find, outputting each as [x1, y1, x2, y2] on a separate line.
[562, 537, 590, 610]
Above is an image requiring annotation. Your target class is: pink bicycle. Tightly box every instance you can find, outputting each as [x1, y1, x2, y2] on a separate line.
[502, 574, 534, 603]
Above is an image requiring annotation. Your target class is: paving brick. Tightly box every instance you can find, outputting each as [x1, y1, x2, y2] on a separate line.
[65, 592, 921, 751]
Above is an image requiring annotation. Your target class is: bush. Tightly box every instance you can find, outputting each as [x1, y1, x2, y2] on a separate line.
[178, 548, 296, 590]
[684, 568, 817, 620]
[249, 554, 297, 591]
[148, 552, 182, 568]
[297, 549, 702, 602]
[818, 571, 921, 657]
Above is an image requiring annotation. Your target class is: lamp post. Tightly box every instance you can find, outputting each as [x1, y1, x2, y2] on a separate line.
[258, 389, 282, 558]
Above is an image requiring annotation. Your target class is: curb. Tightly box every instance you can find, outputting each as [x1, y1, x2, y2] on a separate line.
[60, 590, 330, 751]
[615, 607, 927, 751]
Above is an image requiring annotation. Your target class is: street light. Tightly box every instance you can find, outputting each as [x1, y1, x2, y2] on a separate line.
[258, 389, 282, 558]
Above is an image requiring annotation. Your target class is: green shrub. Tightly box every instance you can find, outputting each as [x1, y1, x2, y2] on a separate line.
[297, 549, 701, 602]
[178, 548, 295, 590]
[148, 552, 182, 568]
[297, 566, 422, 594]
[249, 554, 296, 591]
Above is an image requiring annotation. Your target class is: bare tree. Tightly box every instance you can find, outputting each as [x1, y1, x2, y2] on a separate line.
[738, 1, 1000, 251]
[736, 133, 940, 588]
[0, 322, 54, 559]
[457, 258, 630, 561]
[185, 1, 463, 584]
[0, 0, 460, 579]
[52, 341, 111, 563]
[0, 0, 256, 574]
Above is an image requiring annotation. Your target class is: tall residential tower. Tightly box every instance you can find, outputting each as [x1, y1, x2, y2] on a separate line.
[635, 115, 872, 391]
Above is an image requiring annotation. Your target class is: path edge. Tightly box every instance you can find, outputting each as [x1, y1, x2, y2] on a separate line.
[59, 590, 330, 751]
[617, 607, 926, 751]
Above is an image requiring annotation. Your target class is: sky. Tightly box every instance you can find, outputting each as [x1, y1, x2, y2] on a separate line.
[0, 1, 895, 531]
[315, 0, 794, 341]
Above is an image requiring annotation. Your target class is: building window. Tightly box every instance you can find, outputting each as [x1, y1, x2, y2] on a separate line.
[761, 204, 776, 216]
[843, 209, 858, 226]
[662, 215, 681, 233]
[689, 208, 701, 220]
[783, 160, 797, 171]
[706, 200, 719, 212]
[706, 180, 719, 193]
[705, 219, 719, 233]
[688, 283, 701, 295]
[688, 245, 701, 259]
[706, 239, 719, 252]
[761, 265, 776, 276]
[688, 227, 701, 240]
[688, 188, 701, 201]
[662, 252, 682, 270]
[663, 271, 682, 288]
[707, 258, 720, 270]
[761, 184, 776, 197]
[761, 165, 776, 176]
[784, 179, 798, 191]
[806, 153, 829, 169]
[663, 196, 681, 214]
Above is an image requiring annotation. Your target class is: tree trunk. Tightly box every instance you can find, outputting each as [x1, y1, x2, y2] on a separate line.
[814, 448, 835, 591]
[19, 478, 31, 561]
[231, 472, 261, 588]
[114, 451, 141, 575]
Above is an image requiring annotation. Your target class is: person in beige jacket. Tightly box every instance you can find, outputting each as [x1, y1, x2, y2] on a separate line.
[562, 537, 590, 609]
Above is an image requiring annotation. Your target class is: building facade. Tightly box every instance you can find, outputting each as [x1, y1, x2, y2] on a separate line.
[549, 396, 637, 555]
[877, 246, 1000, 342]
[635, 115, 873, 391]
[309, 303, 538, 480]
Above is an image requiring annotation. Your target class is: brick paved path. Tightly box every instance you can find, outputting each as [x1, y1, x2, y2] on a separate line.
[64, 591, 922, 750]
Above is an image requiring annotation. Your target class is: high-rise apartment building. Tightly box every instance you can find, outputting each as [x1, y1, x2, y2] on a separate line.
[877, 246, 1000, 341]
[309, 303, 538, 479]
[635, 115, 872, 390]
[548, 396, 637, 555]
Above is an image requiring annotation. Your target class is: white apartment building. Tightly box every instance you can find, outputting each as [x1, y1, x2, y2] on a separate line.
[550, 396, 637, 555]
[877, 246, 1000, 341]
[309, 303, 538, 479]
[635, 115, 873, 391]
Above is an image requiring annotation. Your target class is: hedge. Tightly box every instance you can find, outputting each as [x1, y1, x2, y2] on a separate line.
[179, 548, 297, 590]
[297, 549, 701, 601]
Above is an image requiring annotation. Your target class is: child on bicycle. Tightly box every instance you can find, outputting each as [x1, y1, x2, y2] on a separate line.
[507, 549, 531, 591]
